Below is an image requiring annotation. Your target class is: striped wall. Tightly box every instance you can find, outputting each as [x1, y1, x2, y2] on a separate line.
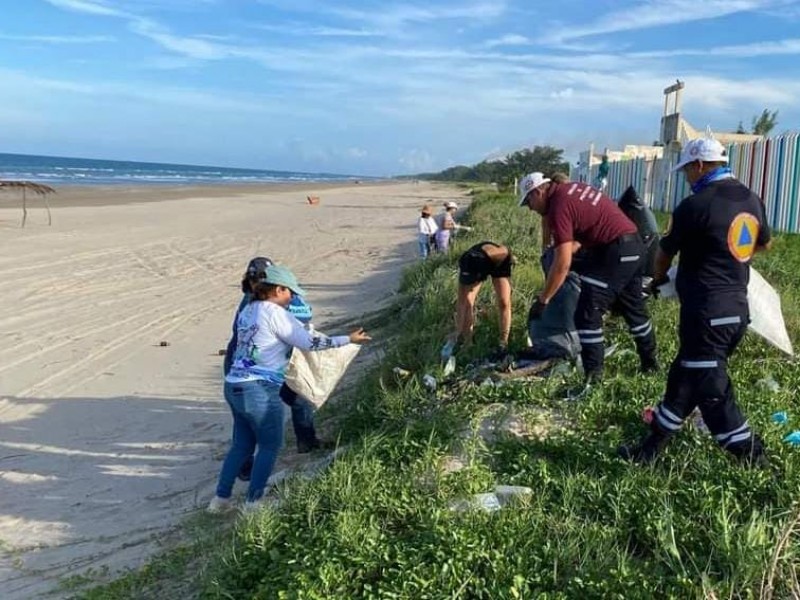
[586, 132, 800, 233]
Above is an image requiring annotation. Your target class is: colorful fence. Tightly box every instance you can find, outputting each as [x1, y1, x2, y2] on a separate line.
[582, 132, 800, 233]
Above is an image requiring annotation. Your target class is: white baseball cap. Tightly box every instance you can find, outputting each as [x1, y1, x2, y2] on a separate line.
[444, 201, 458, 209]
[673, 138, 729, 172]
[518, 172, 551, 206]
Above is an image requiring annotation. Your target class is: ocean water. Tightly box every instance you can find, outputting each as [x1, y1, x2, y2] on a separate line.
[0, 153, 365, 186]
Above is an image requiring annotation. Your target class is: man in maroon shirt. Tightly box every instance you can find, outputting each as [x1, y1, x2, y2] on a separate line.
[519, 172, 658, 398]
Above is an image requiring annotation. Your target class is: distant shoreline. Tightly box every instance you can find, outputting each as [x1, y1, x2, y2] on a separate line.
[13, 180, 399, 208]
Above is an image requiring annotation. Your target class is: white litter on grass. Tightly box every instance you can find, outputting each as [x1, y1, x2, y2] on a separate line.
[659, 266, 794, 356]
[449, 486, 533, 513]
[757, 376, 781, 393]
[422, 374, 437, 390]
[443, 356, 456, 377]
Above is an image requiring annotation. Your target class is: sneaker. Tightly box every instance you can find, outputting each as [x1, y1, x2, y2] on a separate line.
[207, 496, 233, 514]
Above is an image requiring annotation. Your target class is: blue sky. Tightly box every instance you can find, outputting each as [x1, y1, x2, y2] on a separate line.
[1, 0, 800, 176]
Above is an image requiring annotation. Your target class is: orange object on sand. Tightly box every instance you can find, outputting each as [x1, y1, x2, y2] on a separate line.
[307, 195, 320, 205]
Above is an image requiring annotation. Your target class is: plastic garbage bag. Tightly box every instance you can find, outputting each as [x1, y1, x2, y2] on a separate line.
[658, 266, 793, 356]
[527, 248, 581, 359]
[284, 344, 361, 408]
[772, 411, 789, 425]
[618, 186, 660, 277]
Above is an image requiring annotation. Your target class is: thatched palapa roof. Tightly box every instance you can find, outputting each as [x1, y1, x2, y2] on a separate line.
[0, 179, 56, 227]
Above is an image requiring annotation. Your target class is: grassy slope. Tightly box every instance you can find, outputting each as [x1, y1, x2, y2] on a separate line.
[83, 190, 800, 599]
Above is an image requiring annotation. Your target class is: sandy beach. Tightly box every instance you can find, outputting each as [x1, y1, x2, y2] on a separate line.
[0, 181, 464, 598]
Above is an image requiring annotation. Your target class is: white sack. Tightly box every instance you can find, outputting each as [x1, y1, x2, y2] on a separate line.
[284, 344, 361, 408]
[657, 266, 793, 356]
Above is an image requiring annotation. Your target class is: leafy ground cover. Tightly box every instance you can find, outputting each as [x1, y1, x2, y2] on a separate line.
[82, 190, 800, 599]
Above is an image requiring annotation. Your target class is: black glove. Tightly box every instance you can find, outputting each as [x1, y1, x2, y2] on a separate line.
[528, 298, 548, 321]
[645, 275, 669, 298]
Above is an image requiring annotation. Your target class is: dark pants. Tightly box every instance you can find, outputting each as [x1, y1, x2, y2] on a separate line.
[279, 384, 317, 445]
[574, 234, 657, 377]
[652, 297, 763, 457]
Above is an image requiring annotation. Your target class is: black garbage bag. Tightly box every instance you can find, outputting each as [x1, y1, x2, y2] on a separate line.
[618, 185, 660, 277]
[524, 248, 581, 360]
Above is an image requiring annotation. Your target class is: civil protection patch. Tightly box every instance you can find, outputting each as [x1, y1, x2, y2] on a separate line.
[727, 212, 759, 263]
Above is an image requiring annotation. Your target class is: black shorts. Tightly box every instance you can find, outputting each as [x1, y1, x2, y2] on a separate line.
[458, 242, 512, 285]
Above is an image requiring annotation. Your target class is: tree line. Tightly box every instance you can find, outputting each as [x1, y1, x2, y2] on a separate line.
[412, 145, 570, 186]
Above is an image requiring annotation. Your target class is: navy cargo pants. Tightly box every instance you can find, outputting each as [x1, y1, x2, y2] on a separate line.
[573, 233, 657, 377]
[651, 296, 764, 458]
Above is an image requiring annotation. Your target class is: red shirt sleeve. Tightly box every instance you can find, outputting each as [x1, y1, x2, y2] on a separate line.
[547, 191, 574, 245]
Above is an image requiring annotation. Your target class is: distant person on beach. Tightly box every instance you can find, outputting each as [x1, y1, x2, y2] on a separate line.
[519, 171, 657, 400]
[443, 242, 514, 361]
[210, 264, 370, 512]
[418, 204, 438, 259]
[434, 201, 471, 253]
[596, 154, 610, 192]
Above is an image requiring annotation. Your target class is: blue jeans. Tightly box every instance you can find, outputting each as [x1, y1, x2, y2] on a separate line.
[418, 234, 432, 259]
[216, 379, 285, 502]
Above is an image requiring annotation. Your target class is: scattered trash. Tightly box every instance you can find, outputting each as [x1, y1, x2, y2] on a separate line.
[480, 377, 495, 387]
[642, 406, 655, 424]
[783, 431, 800, 446]
[604, 343, 619, 359]
[772, 411, 789, 425]
[159, 341, 170, 347]
[218, 349, 226, 356]
[494, 485, 533, 506]
[392, 367, 411, 378]
[443, 356, 456, 377]
[757, 376, 781, 393]
[422, 374, 437, 390]
[441, 339, 456, 362]
[449, 493, 501, 513]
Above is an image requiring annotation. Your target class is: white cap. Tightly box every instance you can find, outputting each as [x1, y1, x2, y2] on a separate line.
[673, 138, 729, 172]
[444, 201, 458, 209]
[518, 172, 551, 206]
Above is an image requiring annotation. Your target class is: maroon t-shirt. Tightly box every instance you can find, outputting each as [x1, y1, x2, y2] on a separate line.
[546, 182, 637, 247]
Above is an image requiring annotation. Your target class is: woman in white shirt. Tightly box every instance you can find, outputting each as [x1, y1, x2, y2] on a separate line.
[418, 204, 438, 259]
[209, 265, 370, 512]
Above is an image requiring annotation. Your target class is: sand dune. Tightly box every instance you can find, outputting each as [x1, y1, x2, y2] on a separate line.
[0, 181, 465, 598]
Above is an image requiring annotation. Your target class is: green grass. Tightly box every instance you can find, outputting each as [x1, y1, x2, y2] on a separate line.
[81, 190, 800, 599]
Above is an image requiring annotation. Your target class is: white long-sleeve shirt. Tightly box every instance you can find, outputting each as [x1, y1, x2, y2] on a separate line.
[226, 300, 349, 384]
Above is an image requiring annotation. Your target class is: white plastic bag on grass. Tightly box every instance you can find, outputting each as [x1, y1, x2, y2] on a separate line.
[284, 344, 361, 408]
[657, 266, 793, 356]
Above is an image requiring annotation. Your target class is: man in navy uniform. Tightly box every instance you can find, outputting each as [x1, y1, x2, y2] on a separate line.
[619, 137, 772, 466]
[519, 172, 657, 399]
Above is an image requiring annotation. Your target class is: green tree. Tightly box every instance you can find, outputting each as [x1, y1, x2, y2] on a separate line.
[751, 109, 779, 136]
[415, 145, 569, 185]
[735, 121, 747, 134]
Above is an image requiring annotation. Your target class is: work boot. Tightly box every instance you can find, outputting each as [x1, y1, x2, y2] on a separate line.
[727, 436, 771, 470]
[617, 431, 671, 464]
[640, 357, 659, 374]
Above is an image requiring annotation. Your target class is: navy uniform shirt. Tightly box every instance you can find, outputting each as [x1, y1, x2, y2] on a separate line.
[660, 178, 770, 303]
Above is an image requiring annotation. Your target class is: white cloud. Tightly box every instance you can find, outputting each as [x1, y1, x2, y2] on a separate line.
[543, 0, 784, 44]
[43, 0, 128, 17]
[633, 37, 800, 58]
[484, 34, 530, 48]
[0, 33, 114, 44]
